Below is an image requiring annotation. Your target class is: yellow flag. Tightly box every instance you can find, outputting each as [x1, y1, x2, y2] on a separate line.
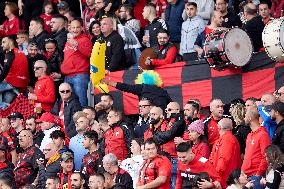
[90, 40, 109, 93]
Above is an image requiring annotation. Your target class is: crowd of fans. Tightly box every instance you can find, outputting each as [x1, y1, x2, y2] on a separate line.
[0, 0, 284, 188]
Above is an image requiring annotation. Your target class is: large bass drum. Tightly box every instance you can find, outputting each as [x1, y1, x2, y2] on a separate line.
[204, 28, 253, 70]
[262, 18, 284, 62]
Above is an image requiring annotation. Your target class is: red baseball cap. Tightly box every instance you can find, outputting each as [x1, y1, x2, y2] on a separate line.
[36, 112, 58, 124]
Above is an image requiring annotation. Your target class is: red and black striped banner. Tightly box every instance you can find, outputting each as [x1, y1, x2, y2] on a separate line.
[96, 52, 284, 115]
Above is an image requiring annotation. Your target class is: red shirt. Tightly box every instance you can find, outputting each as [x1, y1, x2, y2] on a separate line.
[83, 7, 97, 34]
[0, 16, 23, 38]
[192, 142, 210, 159]
[5, 48, 29, 91]
[61, 34, 92, 76]
[138, 155, 172, 189]
[241, 126, 270, 176]
[175, 155, 224, 189]
[209, 131, 241, 184]
[156, 0, 167, 18]
[34, 75, 55, 112]
[203, 116, 220, 146]
[40, 13, 53, 34]
[151, 46, 177, 66]
[104, 126, 129, 161]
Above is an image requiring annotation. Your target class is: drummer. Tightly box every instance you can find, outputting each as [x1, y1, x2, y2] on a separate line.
[145, 29, 178, 66]
[194, 10, 227, 57]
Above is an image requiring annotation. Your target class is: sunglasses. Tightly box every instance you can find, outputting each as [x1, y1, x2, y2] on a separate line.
[34, 67, 43, 70]
[139, 105, 151, 108]
[60, 90, 71, 94]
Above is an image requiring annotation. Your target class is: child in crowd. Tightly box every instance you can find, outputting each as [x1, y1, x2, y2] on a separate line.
[40, 2, 54, 34]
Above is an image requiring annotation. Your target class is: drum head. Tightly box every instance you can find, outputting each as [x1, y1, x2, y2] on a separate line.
[139, 48, 157, 70]
[224, 28, 253, 67]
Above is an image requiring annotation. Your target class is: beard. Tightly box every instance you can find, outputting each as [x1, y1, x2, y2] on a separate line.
[150, 118, 160, 125]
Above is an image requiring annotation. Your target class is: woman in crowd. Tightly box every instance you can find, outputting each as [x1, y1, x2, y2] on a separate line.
[226, 169, 254, 189]
[260, 145, 284, 188]
[89, 19, 102, 44]
[230, 103, 251, 155]
[0, 2, 24, 38]
[120, 138, 144, 189]
[43, 38, 64, 97]
[188, 120, 210, 158]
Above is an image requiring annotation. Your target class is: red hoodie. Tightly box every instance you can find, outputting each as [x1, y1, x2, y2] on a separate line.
[34, 75, 55, 112]
[61, 34, 92, 77]
[241, 126, 270, 176]
[5, 48, 29, 91]
[209, 131, 241, 185]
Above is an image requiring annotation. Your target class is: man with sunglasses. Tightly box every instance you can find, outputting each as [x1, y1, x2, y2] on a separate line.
[28, 60, 55, 112]
[51, 82, 82, 138]
[134, 98, 153, 139]
[275, 86, 284, 103]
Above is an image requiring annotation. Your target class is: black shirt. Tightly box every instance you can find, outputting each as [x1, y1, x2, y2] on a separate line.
[243, 16, 265, 52]
[222, 9, 242, 28]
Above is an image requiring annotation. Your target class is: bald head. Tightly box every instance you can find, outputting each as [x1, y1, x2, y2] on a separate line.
[218, 118, 233, 131]
[150, 106, 163, 116]
[34, 60, 47, 78]
[166, 102, 180, 118]
[245, 109, 260, 125]
[261, 93, 276, 107]
[59, 83, 72, 92]
[210, 99, 224, 119]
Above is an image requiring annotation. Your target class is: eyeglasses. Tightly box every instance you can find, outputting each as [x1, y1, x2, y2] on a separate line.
[34, 67, 43, 70]
[60, 90, 71, 94]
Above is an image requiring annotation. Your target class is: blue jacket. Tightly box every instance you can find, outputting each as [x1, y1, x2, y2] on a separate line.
[258, 105, 277, 140]
[165, 0, 185, 43]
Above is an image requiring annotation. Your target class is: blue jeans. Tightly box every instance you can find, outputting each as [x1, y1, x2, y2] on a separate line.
[0, 82, 17, 109]
[65, 74, 89, 106]
[249, 175, 264, 189]
[171, 158, 178, 189]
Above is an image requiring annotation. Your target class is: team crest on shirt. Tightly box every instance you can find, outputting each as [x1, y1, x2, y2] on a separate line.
[107, 41, 111, 46]
[251, 139, 255, 145]
[162, 49, 166, 54]
[38, 85, 41, 90]
[148, 163, 154, 168]
[116, 131, 119, 136]
[224, 18, 228, 22]
[10, 24, 14, 28]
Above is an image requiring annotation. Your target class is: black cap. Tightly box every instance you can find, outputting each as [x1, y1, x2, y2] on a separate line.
[267, 101, 284, 115]
[8, 112, 24, 120]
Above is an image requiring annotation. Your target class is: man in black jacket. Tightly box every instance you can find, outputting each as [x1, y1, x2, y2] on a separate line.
[50, 14, 68, 51]
[269, 101, 284, 153]
[29, 17, 50, 51]
[25, 116, 44, 148]
[100, 17, 126, 72]
[243, 3, 265, 52]
[102, 78, 172, 110]
[102, 153, 133, 189]
[51, 83, 82, 138]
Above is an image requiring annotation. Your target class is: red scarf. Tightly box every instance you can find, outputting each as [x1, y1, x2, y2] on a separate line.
[59, 171, 72, 189]
[0, 162, 8, 169]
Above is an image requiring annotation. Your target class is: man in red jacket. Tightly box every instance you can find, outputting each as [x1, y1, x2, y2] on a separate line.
[0, 36, 29, 107]
[28, 60, 55, 112]
[241, 110, 270, 189]
[203, 98, 226, 146]
[104, 109, 133, 161]
[60, 18, 92, 107]
[137, 138, 172, 189]
[175, 142, 224, 189]
[209, 118, 241, 186]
